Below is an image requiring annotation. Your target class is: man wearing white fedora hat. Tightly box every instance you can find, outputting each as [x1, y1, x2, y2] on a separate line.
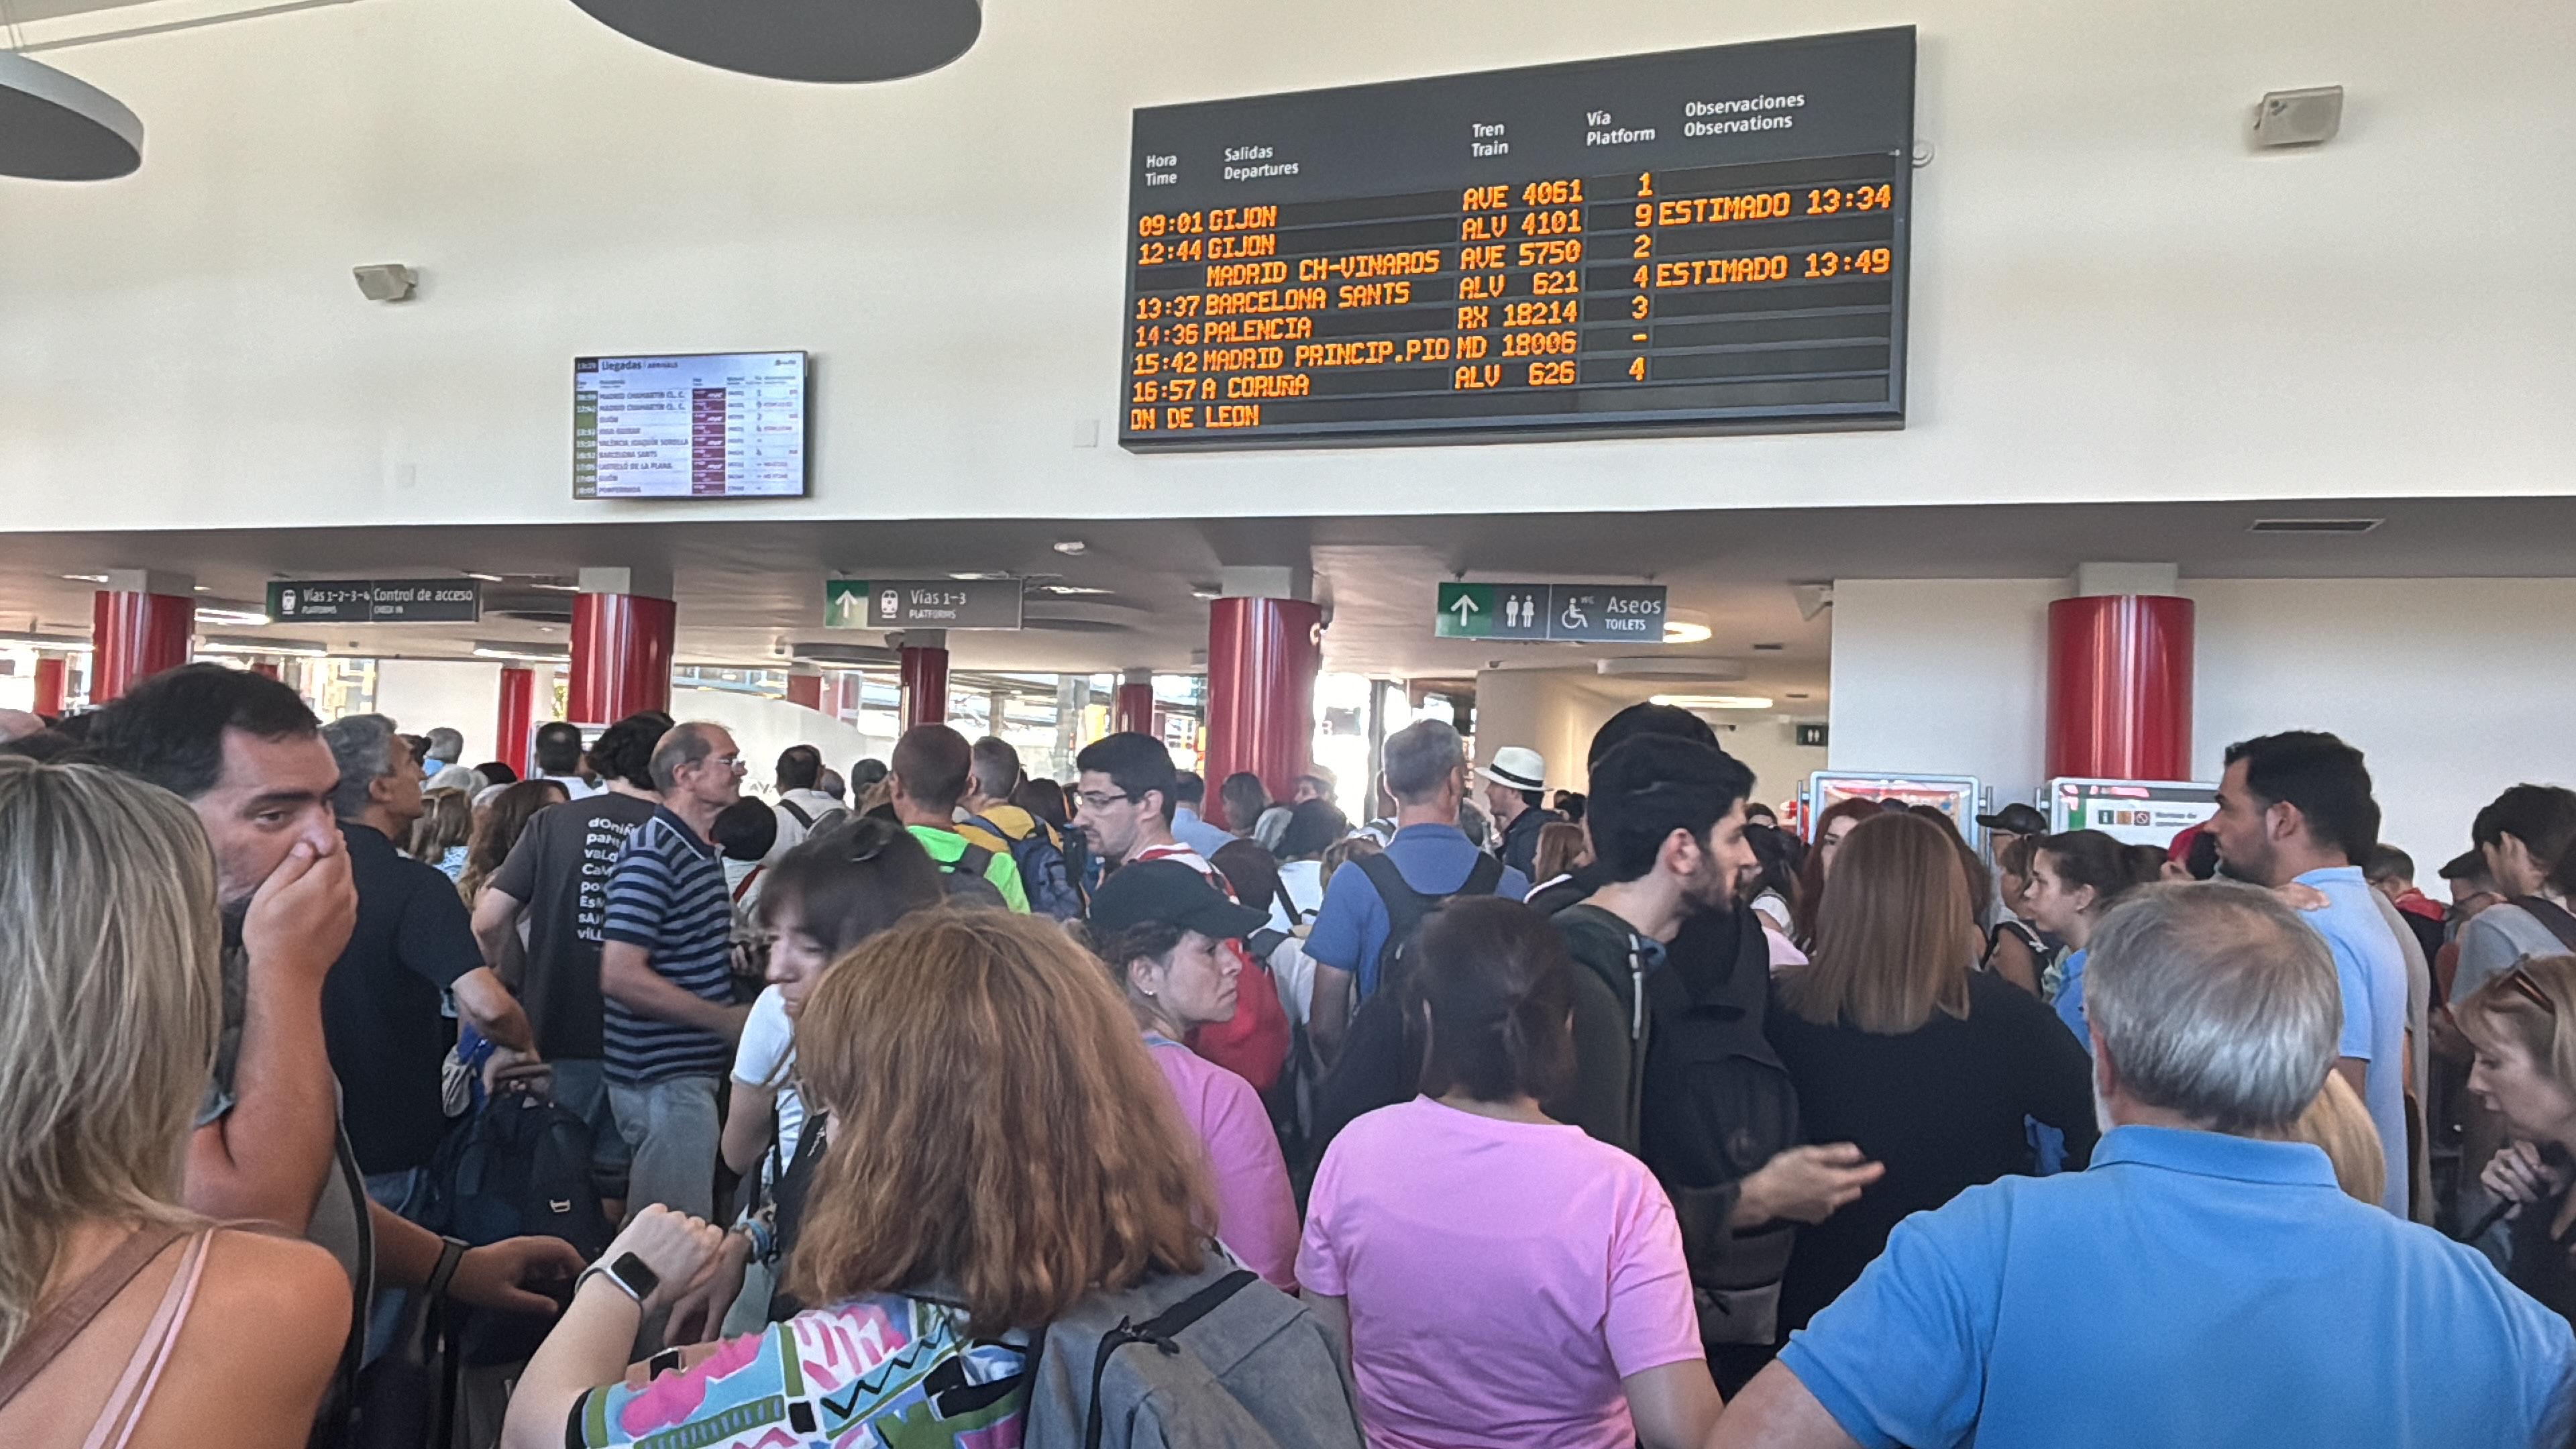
[1480, 745, 1562, 881]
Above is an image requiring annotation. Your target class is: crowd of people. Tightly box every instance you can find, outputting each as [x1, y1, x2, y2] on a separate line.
[3, 661, 2575, 1448]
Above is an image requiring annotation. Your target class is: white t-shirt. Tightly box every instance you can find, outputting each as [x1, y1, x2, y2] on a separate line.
[769, 789, 850, 859]
[1278, 859, 1327, 925]
[731, 985, 806, 1183]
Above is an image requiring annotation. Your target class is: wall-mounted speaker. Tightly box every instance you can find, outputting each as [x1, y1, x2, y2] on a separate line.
[2253, 87, 2342, 148]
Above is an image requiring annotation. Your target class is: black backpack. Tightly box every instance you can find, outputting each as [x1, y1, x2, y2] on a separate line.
[938, 842, 1011, 909]
[427, 1085, 614, 1364]
[1307, 852, 1505, 1163]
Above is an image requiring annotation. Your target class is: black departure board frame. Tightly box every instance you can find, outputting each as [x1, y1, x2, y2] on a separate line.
[1119, 28, 1915, 451]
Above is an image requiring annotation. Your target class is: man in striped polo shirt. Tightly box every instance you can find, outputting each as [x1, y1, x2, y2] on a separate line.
[600, 721, 750, 1219]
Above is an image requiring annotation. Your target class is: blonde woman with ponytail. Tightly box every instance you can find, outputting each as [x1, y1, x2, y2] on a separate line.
[0, 758, 347, 1446]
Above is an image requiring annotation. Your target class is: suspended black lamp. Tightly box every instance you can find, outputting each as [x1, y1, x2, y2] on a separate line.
[0, 50, 143, 180]
[566, 0, 979, 83]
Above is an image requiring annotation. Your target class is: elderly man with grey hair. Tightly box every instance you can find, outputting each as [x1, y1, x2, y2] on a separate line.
[1302, 718, 1529, 1059]
[317, 714, 539, 1362]
[598, 720, 748, 1225]
[1707, 881, 2576, 1449]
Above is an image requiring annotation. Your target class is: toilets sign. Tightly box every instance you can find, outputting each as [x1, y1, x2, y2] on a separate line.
[1436, 582, 1666, 643]
[266, 578, 482, 624]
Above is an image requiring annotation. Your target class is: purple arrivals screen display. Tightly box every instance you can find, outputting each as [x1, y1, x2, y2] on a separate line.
[574, 352, 809, 498]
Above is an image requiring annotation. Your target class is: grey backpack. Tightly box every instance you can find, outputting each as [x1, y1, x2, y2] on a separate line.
[1023, 1258, 1363, 1449]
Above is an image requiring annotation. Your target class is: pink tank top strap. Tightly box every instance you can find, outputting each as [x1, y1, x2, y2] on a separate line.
[79, 1228, 218, 1449]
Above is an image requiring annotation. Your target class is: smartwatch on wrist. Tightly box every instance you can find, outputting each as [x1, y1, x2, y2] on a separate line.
[425, 1236, 469, 1302]
[577, 1251, 661, 1307]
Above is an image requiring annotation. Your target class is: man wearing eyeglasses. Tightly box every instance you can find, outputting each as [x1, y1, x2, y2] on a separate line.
[600, 721, 752, 1223]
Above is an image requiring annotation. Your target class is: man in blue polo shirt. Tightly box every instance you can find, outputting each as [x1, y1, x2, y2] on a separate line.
[600, 720, 749, 1220]
[2206, 729, 2412, 1217]
[1304, 718, 1527, 1055]
[1711, 883, 2575, 1449]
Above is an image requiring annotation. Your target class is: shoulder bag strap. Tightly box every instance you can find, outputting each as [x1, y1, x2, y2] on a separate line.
[2512, 896, 2576, 953]
[0, 1223, 191, 1412]
[83, 1229, 220, 1449]
[779, 800, 814, 828]
[1459, 852, 1505, 898]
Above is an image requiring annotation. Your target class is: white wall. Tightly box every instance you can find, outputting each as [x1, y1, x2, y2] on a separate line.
[1477, 667, 1827, 808]
[4, 0, 2572, 533]
[370, 659, 503, 765]
[668, 688, 874, 798]
[1827, 577, 2576, 862]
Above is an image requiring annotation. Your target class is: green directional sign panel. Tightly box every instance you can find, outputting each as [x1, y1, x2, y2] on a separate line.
[824, 579, 1024, 631]
[1436, 582, 1667, 643]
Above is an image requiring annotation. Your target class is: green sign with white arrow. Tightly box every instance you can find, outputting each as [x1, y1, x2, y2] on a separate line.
[1435, 581, 1668, 643]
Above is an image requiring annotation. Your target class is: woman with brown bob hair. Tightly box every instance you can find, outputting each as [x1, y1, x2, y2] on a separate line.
[1766, 811, 2098, 1340]
[503, 910, 1220, 1449]
[1299, 898, 1721, 1449]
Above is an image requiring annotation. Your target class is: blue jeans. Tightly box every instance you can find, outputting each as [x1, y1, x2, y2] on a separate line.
[608, 1075, 722, 1221]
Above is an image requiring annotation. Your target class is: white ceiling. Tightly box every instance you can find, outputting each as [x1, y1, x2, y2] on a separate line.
[5, 496, 2571, 709]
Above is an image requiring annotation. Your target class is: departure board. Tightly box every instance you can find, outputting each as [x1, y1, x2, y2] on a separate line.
[575, 352, 810, 498]
[1120, 28, 1914, 450]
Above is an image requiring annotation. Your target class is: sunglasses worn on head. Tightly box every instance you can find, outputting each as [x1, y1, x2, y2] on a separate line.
[2506, 967, 2557, 1016]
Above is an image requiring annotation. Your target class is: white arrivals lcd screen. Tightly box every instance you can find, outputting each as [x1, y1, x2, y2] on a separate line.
[574, 352, 809, 499]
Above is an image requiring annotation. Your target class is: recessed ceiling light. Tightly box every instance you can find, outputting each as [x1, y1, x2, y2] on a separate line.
[1663, 619, 1714, 644]
[1035, 583, 1114, 596]
[1651, 693, 1774, 711]
[462, 572, 504, 583]
[527, 582, 580, 592]
[1052, 539, 1088, 555]
[60, 573, 108, 584]
[948, 570, 1014, 581]
[1189, 584, 1222, 600]
[195, 607, 272, 627]
[2248, 517, 2383, 534]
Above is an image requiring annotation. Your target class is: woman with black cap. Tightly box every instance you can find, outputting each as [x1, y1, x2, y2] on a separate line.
[1090, 860, 1301, 1291]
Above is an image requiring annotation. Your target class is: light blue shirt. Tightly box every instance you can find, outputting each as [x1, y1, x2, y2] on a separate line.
[1169, 806, 1236, 861]
[2051, 947, 2090, 1046]
[1305, 823, 1529, 998]
[2296, 864, 2412, 1217]
[1780, 1126, 2575, 1449]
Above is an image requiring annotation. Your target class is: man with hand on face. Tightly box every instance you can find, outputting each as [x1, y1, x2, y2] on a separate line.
[91, 666, 587, 1431]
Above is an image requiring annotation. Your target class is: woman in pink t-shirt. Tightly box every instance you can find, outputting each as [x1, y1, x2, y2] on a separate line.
[1298, 897, 1721, 1449]
[1089, 859, 1301, 1291]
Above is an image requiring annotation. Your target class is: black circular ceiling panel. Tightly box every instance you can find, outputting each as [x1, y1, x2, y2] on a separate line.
[566, 0, 981, 83]
[0, 53, 143, 181]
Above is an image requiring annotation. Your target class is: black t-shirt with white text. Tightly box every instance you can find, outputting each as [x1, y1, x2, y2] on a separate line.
[491, 791, 659, 1061]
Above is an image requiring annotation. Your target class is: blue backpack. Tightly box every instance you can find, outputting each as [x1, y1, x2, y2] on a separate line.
[967, 812, 1086, 920]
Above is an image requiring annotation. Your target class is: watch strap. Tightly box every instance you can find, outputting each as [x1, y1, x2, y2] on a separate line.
[425, 1236, 468, 1302]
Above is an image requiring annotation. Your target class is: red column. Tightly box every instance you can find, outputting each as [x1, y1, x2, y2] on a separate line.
[1113, 670, 1156, 737]
[785, 671, 824, 710]
[91, 589, 195, 704]
[496, 666, 536, 775]
[1205, 595, 1322, 811]
[900, 643, 949, 728]
[2047, 594, 2194, 780]
[31, 656, 66, 718]
[569, 592, 676, 724]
